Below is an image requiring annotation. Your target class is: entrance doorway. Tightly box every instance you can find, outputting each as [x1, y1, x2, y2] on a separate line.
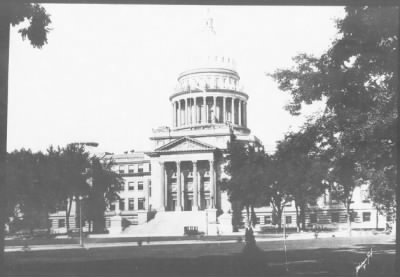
[184, 198, 192, 211]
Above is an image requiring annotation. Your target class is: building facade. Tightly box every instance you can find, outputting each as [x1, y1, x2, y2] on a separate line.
[49, 16, 387, 235]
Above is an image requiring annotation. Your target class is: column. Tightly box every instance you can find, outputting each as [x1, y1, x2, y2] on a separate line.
[203, 97, 207, 124]
[243, 102, 247, 127]
[176, 161, 182, 211]
[172, 102, 176, 127]
[146, 179, 151, 210]
[238, 100, 242, 126]
[164, 168, 168, 209]
[159, 162, 165, 211]
[186, 98, 189, 126]
[212, 96, 216, 123]
[193, 98, 197, 125]
[177, 101, 181, 127]
[222, 97, 226, 123]
[232, 97, 236, 125]
[209, 160, 215, 208]
[192, 161, 199, 211]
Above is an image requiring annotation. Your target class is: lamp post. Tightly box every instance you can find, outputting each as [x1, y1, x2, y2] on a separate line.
[70, 142, 99, 247]
[79, 195, 84, 247]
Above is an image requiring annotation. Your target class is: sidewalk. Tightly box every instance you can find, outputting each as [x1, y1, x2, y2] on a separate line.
[6, 230, 393, 253]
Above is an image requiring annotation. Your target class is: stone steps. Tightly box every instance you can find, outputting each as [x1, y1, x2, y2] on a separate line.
[123, 211, 208, 236]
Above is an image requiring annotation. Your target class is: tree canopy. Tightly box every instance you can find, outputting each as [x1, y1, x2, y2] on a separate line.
[5, 145, 122, 234]
[269, 6, 397, 213]
[9, 3, 51, 48]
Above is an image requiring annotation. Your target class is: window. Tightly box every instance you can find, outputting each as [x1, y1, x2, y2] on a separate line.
[285, 216, 292, 224]
[350, 212, 357, 222]
[149, 181, 152, 197]
[330, 191, 340, 204]
[128, 165, 134, 173]
[361, 188, 370, 203]
[119, 199, 125, 211]
[110, 203, 115, 211]
[310, 213, 317, 224]
[138, 181, 144, 190]
[323, 193, 329, 205]
[138, 164, 144, 173]
[255, 217, 261, 225]
[264, 216, 272, 225]
[119, 166, 125, 174]
[138, 198, 145, 210]
[128, 182, 134, 191]
[58, 219, 65, 228]
[331, 212, 339, 223]
[363, 212, 371, 222]
[128, 198, 134, 211]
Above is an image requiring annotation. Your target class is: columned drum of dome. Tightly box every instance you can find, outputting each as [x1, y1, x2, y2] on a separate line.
[170, 60, 249, 131]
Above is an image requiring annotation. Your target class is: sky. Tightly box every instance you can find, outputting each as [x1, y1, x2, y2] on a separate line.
[8, 5, 345, 154]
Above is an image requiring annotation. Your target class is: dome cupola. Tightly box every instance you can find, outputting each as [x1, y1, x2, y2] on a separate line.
[170, 13, 249, 132]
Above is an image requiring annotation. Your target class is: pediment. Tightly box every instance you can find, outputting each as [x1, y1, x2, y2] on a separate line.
[154, 137, 216, 153]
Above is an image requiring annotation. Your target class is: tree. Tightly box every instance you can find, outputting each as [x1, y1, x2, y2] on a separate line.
[57, 144, 92, 232]
[269, 6, 397, 213]
[85, 156, 123, 233]
[5, 149, 56, 234]
[9, 3, 51, 48]
[274, 121, 329, 231]
[1, 3, 51, 272]
[265, 157, 291, 232]
[222, 140, 267, 229]
[269, 7, 397, 233]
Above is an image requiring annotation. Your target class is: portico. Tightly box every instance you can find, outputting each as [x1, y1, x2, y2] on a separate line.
[161, 159, 216, 211]
[148, 136, 218, 212]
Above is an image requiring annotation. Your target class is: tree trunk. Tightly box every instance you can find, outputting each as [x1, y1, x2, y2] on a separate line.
[0, 7, 10, 276]
[66, 198, 72, 232]
[245, 205, 250, 228]
[277, 206, 283, 232]
[250, 205, 257, 228]
[93, 212, 106, 233]
[345, 200, 352, 235]
[295, 204, 300, 232]
[300, 204, 306, 231]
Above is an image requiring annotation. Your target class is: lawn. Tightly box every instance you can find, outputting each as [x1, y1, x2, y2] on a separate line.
[5, 235, 395, 276]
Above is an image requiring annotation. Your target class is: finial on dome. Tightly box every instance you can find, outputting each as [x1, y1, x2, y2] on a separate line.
[205, 8, 216, 35]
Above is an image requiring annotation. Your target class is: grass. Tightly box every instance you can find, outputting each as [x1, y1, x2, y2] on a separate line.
[5, 235, 395, 276]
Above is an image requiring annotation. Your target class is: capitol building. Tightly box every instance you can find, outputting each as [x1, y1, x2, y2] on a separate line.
[49, 16, 387, 235]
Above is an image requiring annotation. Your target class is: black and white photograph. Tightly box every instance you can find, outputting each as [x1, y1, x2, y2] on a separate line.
[0, 1, 398, 276]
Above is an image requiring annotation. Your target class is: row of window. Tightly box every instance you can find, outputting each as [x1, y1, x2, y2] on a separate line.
[309, 212, 372, 224]
[110, 198, 146, 211]
[118, 163, 149, 174]
[260, 212, 372, 226]
[57, 218, 86, 228]
[276, 191, 370, 208]
[180, 76, 239, 92]
[126, 181, 144, 191]
[261, 216, 292, 225]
